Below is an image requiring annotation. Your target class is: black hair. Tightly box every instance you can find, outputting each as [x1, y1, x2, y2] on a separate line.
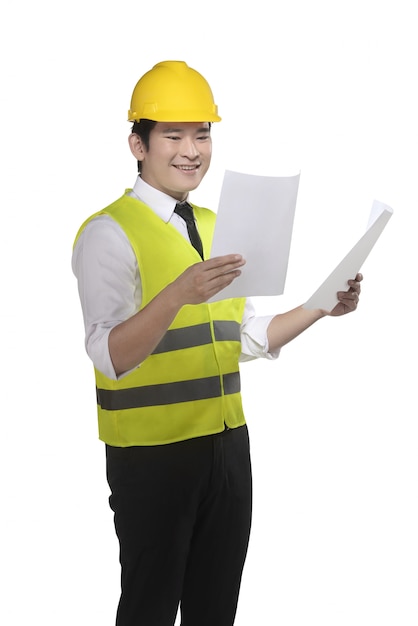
[131, 119, 157, 173]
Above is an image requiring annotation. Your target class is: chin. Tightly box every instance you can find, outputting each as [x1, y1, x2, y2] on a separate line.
[175, 180, 201, 194]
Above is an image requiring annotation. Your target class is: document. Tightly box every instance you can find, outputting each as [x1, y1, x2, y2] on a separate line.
[303, 200, 393, 311]
[209, 169, 300, 300]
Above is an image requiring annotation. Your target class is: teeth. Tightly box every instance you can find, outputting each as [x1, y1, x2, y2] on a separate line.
[177, 165, 197, 170]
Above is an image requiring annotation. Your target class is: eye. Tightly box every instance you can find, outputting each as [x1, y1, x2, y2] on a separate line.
[165, 135, 181, 141]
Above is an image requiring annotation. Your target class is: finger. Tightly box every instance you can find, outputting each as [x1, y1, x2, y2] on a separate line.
[208, 267, 242, 289]
[337, 291, 359, 309]
[348, 277, 362, 294]
[204, 256, 246, 280]
[204, 254, 244, 270]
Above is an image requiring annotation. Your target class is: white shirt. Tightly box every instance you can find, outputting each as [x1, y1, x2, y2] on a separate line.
[72, 177, 279, 380]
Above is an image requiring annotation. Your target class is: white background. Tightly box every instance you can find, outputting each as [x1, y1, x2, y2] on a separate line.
[1, 1, 417, 624]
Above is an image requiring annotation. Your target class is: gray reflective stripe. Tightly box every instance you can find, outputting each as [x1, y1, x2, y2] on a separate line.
[223, 371, 241, 395]
[97, 372, 241, 411]
[213, 320, 241, 343]
[152, 321, 241, 354]
[152, 323, 212, 354]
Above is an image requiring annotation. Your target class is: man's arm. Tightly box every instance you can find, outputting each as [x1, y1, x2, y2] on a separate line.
[109, 255, 246, 376]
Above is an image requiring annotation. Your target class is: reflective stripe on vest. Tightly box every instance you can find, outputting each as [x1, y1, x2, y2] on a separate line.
[97, 371, 240, 410]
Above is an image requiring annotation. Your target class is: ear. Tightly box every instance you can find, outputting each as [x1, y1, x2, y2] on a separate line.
[128, 133, 146, 162]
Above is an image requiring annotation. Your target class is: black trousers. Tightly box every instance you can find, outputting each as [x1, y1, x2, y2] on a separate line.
[106, 425, 252, 626]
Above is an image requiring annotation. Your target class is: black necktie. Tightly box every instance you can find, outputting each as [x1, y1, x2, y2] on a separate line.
[174, 202, 204, 259]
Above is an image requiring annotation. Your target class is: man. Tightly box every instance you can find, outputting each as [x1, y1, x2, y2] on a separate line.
[72, 60, 362, 626]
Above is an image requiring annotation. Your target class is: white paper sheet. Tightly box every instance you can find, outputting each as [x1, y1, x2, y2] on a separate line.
[209, 169, 300, 300]
[303, 200, 393, 311]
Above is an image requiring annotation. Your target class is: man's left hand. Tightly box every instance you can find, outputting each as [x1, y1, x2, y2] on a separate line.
[328, 273, 363, 317]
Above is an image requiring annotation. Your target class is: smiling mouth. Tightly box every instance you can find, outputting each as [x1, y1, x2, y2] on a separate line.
[174, 164, 200, 171]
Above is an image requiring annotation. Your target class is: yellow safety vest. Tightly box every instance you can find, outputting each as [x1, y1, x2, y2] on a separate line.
[74, 192, 247, 446]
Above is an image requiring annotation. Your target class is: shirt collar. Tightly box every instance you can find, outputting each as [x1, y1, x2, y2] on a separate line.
[131, 176, 190, 223]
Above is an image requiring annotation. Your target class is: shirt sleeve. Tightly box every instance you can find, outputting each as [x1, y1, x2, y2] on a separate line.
[72, 215, 142, 379]
[240, 299, 281, 362]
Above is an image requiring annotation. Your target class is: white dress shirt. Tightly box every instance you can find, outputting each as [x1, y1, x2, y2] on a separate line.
[72, 177, 280, 379]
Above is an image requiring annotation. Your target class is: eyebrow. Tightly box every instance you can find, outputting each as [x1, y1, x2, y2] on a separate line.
[160, 126, 211, 134]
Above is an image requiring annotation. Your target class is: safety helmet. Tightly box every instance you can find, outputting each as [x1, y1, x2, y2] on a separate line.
[128, 60, 221, 123]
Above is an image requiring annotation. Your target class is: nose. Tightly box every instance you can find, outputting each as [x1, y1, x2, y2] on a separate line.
[180, 136, 200, 159]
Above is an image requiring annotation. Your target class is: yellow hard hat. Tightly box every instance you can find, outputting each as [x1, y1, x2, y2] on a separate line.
[128, 60, 221, 123]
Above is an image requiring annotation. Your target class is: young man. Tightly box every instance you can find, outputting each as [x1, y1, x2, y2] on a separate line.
[72, 60, 362, 626]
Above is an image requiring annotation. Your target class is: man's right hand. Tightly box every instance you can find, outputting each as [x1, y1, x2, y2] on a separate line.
[172, 254, 246, 305]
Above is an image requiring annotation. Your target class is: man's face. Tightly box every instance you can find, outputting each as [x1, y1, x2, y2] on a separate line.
[138, 122, 212, 201]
